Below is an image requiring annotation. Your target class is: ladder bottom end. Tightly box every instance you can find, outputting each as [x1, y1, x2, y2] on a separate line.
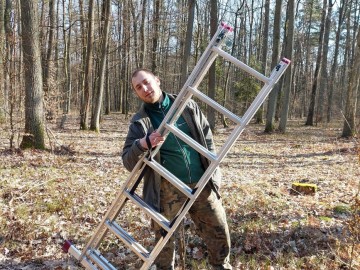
[62, 240, 72, 253]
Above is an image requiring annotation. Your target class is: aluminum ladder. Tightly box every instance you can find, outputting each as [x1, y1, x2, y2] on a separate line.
[63, 22, 290, 270]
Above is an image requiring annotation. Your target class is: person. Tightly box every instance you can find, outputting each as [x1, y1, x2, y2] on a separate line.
[122, 68, 232, 270]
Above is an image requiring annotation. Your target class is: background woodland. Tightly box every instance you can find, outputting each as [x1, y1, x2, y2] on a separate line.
[0, 1, 359, 269]
[0, 0, 359, 149]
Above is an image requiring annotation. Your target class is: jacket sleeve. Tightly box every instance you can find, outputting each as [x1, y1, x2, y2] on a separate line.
[121, 122, 147, 172]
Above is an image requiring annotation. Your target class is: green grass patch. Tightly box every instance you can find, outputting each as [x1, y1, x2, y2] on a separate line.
[333, 204, 351, 215]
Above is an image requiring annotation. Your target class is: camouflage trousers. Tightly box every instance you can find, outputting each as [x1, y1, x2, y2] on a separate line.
[154, 179, 232, 270]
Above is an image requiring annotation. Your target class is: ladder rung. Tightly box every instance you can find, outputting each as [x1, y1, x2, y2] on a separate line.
[188, 86, 243, 125]
[124, 190, 171, 231]
[211, 46, 271, 84]
[105, 220, 150, 261]
[87, 249, 117, 270]
[164, 123, 218, 162]
[143, 159, 194, 199]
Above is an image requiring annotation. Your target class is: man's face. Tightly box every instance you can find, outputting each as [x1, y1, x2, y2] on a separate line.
[132, 71, 163, 104]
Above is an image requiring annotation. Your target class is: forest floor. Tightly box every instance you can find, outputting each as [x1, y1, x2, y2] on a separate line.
[0, 113, 359, 270]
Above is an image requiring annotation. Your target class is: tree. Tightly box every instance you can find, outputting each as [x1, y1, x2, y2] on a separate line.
[341, 28, 360, 137]
[19, 0, 45, 149]
[139, 0, 147, 67]
[43, 0, 56, 96]
[327, 0, 347, 122]
[278, 0, 295, 132]
[207, 0, 217, 130]
[90, 0, 111, 132]
[180, 0, 195, 87]
[265, 0, 282, 133]
[80, 0, 95, 130]
[317, 0, 333, 122]
[256, 0, 270, 124]
[0, 0, 4, 121]
[151, 0, 161, 73]
[305, 0, 327, 126]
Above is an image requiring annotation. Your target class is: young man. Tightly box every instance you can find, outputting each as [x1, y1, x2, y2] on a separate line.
[122, 69, 232, 270]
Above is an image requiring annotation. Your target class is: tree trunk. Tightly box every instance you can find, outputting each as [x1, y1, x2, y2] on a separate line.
[151, 0, 161, 72]
[63, 0, 72, 114]
[4, 0, 14, 146]
[180, 0, 195, 87]
[278, 0, 295, 132]
[305, 0, 327, 126]
[43, 0, 55, 95]
[222, 6, 243, 128]
[104, 47, 110, 115]
[265, 0, 282, 133]
[327, 0, 347, 122]
[80, 0, 95, 130]
[139, 0, 147, 67]
[129, 1, 139, 66]
[0, 0, 4, 120]
[90, 0, 111, 132]
[255, 0, 270, 124]
[19, 1, 45, 149]
[207, 0, 217, 130]
[342, 28, 360, 137]
[317, 0, 333, 123]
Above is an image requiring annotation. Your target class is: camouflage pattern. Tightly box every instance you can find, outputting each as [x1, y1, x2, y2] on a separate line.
[153, 179, 232, 270]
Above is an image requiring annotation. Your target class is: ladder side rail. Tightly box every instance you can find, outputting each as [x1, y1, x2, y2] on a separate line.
[105, 220, 150, 261]
[155, 49, 218, 138]
[213, 58, 291, 164]
[142, 58, 291, 269]
[211, 46, 271, 84]
[240, 58, 290, 126]
[146, 24, 233, 161]
[154, 24, 233, 138]
[78, 56, 290, 269]
[149, 46, 219, 159]
[188, 86, 242, 125]
[180, 25, 232, 89]
[66, 244, 98, 270]
[154, 25, 226, 135]
[88, 249, 118, 270]
[123, 190, 171, 231]
[79, 161, 149, 258]
[164, 123, 217, 161]
[143, 159, 194, 198]
[139, 157, 224, 270]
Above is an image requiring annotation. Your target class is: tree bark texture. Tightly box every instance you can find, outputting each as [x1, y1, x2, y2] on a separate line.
[90, 0, 111, 132]
[207, 0, 217, 130]
[278, 0, 295, 132]
[265, 0, 282, 133]
[19, 1, 45, 149]
[305, 0, 327, 126]
[342, 28, 360, 137]
[80, 0, 94, 130]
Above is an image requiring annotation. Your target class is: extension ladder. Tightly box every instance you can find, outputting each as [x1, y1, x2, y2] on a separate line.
[63, 22, 290, 270]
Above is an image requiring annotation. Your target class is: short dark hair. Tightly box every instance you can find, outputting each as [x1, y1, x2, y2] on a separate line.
[131, 68, 156, 79]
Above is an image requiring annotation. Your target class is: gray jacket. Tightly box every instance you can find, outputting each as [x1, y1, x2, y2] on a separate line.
[121, 94, 221, 211]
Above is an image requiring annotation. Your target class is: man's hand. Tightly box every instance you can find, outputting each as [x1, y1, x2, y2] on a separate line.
[140, 130, 165, 149]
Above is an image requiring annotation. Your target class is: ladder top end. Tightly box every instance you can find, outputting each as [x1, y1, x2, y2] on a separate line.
[220, 22, 233, 32]
[281, 57, 291, 64]
[62, 240, 72, 253]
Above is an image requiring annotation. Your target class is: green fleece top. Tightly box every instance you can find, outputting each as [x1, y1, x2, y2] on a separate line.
[144, 93, 204, 184]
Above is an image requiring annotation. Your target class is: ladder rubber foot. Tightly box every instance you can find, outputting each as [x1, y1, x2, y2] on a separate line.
[221, 21, 233, 31]
[282, 57, 291, 64]
[62, 240, 72, 253]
